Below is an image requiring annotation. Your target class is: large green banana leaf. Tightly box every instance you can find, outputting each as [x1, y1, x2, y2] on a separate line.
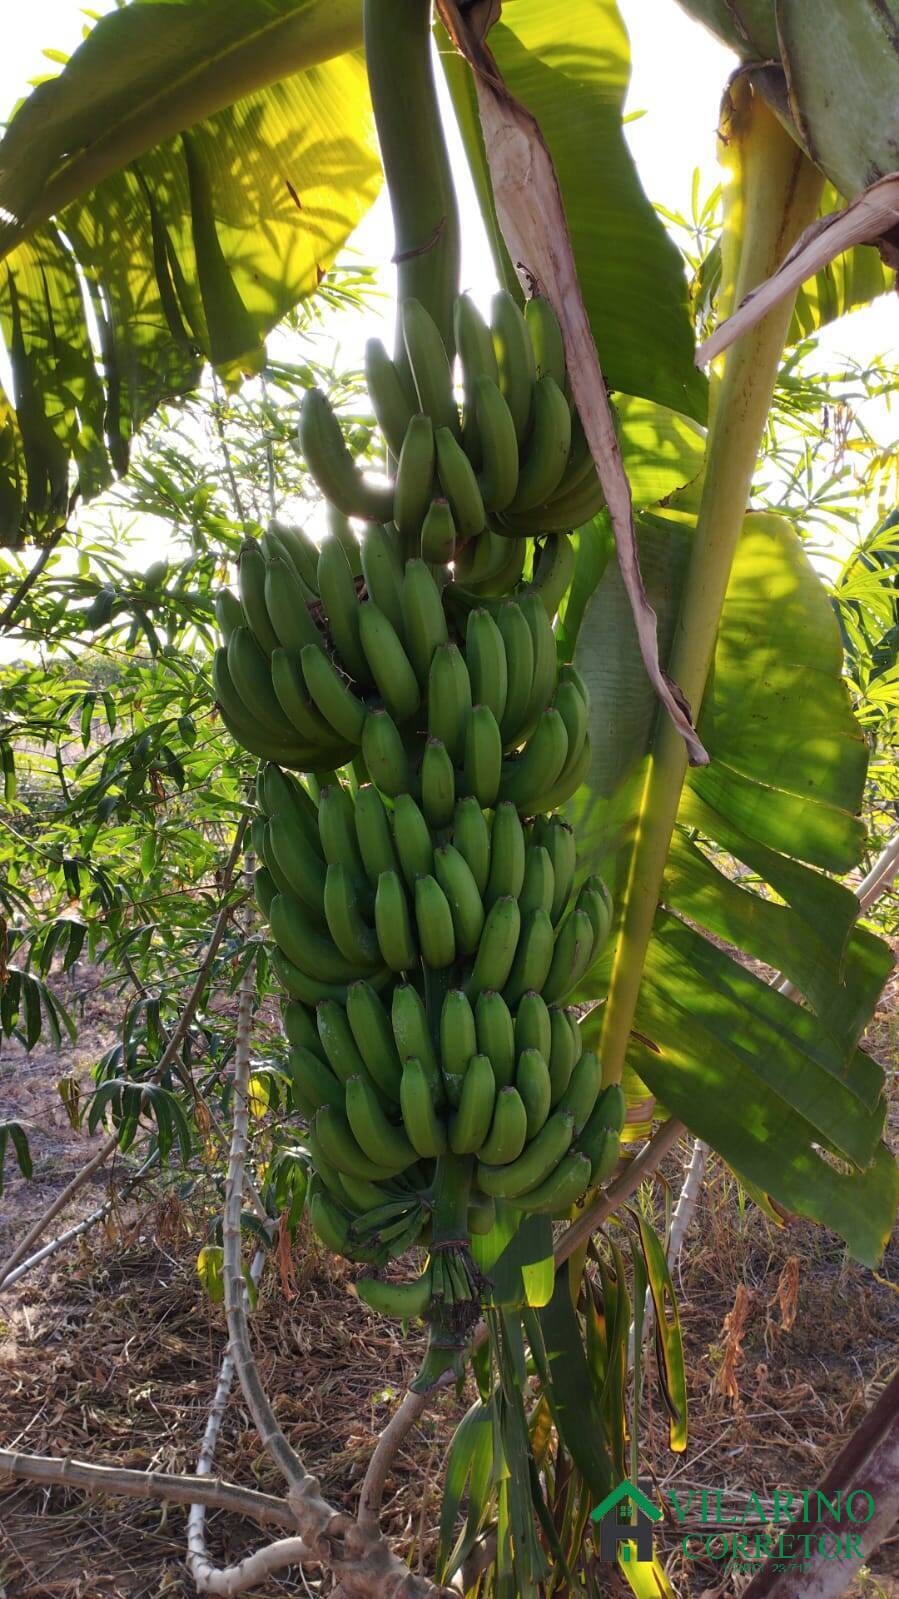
[0, 0, 377, 544]
[440, 0, 708, 424]
[570, 509, 897, 1267]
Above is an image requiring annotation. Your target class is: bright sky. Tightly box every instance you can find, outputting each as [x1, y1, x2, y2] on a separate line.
[0, 1, 896, 584]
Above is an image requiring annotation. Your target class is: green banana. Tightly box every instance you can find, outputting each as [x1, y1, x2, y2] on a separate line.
[455, 292, 498, 462]
[453, 529, 524, 596]
[464, 896, 521, 1001]
[254, 864, 277, 921]
[346, 1075, 417, 1169]
[414, 875, 456, 968]
[515, 1046, 552, 1138]
[552, 677, 588, 771]
[391, 983, 443, 1103]
[428, 643, 472, 765]
[548, 1006, 578, 1105]
[237, 539, 280, 656]
[282, 999, 322, 1056]
[309, 1182, 354, 1257]
[317, 784, 367, 884]
[216, 697, 309, 766]
[317, 998, 369, 1086]
[361, 709, 411, 798]
[314, 1105, 401, 1181]
[400, 558, 449, 685]
[270, 649, 344, 751]
[360, 523, 406, 637]
[264, 521, 321, 598]
[316, 534, 371, 686]
[530, 534, 575, 619]
[519, 845, 555, 919]
[557, 1049, 602, 1133]
[507, 375, 571, 513]
[479, 1085, 528, 1166]
[496, 603, 535, 746]
[301, 645, 367, 744]
[537, 817, 577, 924]
[474, 375, 519, 511]
[468, 1194, 497, 1235]
[375, 869, 418, 972]
[346, 980, 404, 1101]
[264, 554, 324, 656]
[524, 296, 566, 388]
[475, 989, 516, 1089]
[542, 908, 595, 1004]
[485, 802, 526, 908]
[503, 907, 555, 1009]
[491, 289, 536, 445]
[478, 1108, 574, 1199]
[260, 764, 319, 839]
[267, 809, 327, 917]
[499, 709, 569, 813]
[261, 823, 296, 902]
[299, 388, 394, 523]
[578, 874, 614, 965]
[215, 589, 244, 641]
[499, 466, 605, 537]
[324, 863, 381, 968]
[577, 1085, 626, 1183]
[421, 737, 456, 829]
[515, 990, 552, 1061]
[535, 737, 592, 817]
[271, 947, 348, 1006]
[400, 1057, 447, 1157]
[402, 297, 461, 440]
[392, 793, 434, 885]
[435, 426, 486, 540]
[440, 989, 478, 1105]
[288, 1045, 344, 1113]
[520, 591, 558, 731]
[270, 892, 372, 985]
[433, 842, 485, 957]
[355, 784, 400, 883]
[365, 337, 416, 458]
[324, 504, 362, 577]
[466, 608, 508, 724]
[453, 796, 491, 898]
[449, 1054, 496, 1155]
[358, 602, 421, 723]
[511, 1151, 591, 1215]
[227, 628, 293, 737]
[462, 703, 502, 809]
[420, 498, 457, 565]
[394, 413, 435, 544]
[355, 1269, 432, 1319]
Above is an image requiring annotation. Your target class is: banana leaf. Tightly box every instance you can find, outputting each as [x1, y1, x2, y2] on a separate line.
[0, 0, 378, 543]
[570, 510, 897, 1266]
[440, 0, 708, 423]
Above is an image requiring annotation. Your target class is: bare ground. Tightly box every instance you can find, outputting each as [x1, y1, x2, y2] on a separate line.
[0, 968, 896, 1599]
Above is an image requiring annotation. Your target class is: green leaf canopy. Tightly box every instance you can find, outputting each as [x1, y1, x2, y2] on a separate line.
[0, 0, 378, 544]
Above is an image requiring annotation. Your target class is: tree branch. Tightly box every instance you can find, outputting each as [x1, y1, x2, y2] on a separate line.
[0, 1450, 297, 1530]
[357, 1391, 429, 1536]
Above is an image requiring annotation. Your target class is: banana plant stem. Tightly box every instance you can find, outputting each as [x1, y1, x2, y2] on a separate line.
[363, 0, 461, 365]
[598, 86, 824, 1086]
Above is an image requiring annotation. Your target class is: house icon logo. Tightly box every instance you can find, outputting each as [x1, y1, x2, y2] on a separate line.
[591, 1479, 662, 1563]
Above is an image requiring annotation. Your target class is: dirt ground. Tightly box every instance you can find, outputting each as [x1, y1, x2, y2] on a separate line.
[0, 966, 896, 1599]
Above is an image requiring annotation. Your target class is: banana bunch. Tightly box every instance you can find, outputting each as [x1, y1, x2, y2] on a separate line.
[218, 534, 589, 817]
[253, 760, 612, 1010]
[254, 755, 621, 1339]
